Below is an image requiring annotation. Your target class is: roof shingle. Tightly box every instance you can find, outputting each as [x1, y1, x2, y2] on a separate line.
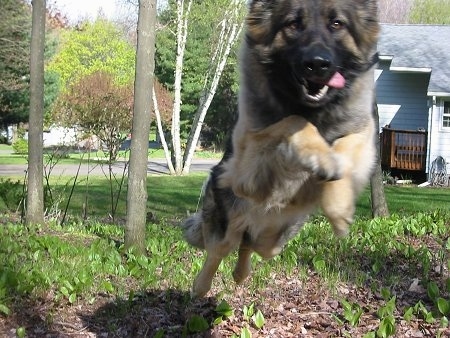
[378, 24, 450, 95]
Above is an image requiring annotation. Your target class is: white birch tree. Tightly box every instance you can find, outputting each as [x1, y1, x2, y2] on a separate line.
[171, 0, 192, 175]
[153, 87, 175, 174]
[182, 0, 244, 174]
[155, 0, 245, 175]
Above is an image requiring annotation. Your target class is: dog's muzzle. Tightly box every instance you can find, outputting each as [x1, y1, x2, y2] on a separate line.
[295, 49, 345, 102]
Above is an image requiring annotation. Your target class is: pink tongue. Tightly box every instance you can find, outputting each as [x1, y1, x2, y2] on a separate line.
[327, 72, 346, 89]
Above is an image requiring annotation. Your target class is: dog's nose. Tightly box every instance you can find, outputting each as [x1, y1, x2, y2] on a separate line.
[301, 43, 335, 81]
[302, 55, 332, 79]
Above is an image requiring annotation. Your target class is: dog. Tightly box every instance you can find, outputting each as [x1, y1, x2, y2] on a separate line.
[182, 0, 380, 298]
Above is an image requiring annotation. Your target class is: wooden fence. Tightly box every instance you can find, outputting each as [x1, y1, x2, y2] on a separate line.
[380, 128, 427, 171]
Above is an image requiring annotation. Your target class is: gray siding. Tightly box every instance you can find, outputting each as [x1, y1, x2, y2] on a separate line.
[375, 61, 429, 131]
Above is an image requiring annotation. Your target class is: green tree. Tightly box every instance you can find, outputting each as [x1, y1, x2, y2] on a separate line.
[0, 0, 31, 127]
[56, 71, 133, 162]
[0, 0, 62, 130]
[47, 19, 136, 92]
[409, 0, 450, 24]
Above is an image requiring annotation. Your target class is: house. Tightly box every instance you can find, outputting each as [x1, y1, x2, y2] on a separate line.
[376, 24, 450, 177]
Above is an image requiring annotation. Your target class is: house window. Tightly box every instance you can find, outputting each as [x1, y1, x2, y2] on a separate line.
[443, 101, 450, 129]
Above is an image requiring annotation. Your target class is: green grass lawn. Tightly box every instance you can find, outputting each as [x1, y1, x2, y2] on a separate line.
[1, 173, 449, 220]
[356, 185, 450, 218]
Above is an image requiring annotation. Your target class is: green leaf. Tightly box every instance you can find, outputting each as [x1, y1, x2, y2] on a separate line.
[60, 286, 69, 297]
[243, 303, 255, 320]
[32, 250, 40, 261]
[154, 329, 165, 338]
[102, 281, 115, 293]
[341, 299, 352, 312]
[186, 315, 209, 333]
[331, 314, 344, 325]
[350, 308, 363, 326]
[425, 311, 436, 324]
[62, 280, 74, 293]
[380, 287, 391, 300]
[16, 327, 26, 338]
[215, 300, 234, 318]
[312, 256, 326, 271]
[377, 316, 395, 337]
[403, 307, 414, 321]
[0, 303, 11, 316]
[377, 296, 396, 318]
[363, 333, 376, 338]
[213, 316, 223, 325]
[437, 298, 450, 315]
[427, 281, 440, 301]
[372, 261, 382, 274]
[240, 326, 252, 338]
[68, 293, 77, 304]
[252, 310, 265, 329]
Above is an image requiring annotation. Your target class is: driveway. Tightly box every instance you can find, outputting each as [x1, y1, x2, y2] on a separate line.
[0, 159, 219, 176]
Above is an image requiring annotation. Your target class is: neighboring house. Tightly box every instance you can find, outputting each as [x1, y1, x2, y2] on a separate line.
[376, 24, 450, 176]
[42, 126, 78, 147]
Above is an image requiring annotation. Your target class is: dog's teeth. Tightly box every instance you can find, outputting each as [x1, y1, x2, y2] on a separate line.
[302, 85, 329, 101]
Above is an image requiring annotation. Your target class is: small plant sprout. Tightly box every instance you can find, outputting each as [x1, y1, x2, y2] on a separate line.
[214, 299, 234, 325]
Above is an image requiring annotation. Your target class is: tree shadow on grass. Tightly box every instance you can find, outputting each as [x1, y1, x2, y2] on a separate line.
[80, 289, 218, 337]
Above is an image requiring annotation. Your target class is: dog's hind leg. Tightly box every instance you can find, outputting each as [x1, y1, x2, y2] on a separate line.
[192, 252, 224, 298]
[232, 242, 253, 284]
[192, 222, 245, 297]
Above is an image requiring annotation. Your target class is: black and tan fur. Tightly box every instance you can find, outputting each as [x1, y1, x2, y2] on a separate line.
[183, 0, 380, 298]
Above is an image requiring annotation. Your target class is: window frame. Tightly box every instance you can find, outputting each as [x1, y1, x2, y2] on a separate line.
[441, 100, 450, 131]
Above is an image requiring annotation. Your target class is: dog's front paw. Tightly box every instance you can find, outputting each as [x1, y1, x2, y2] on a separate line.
[278, 142, 344, 181]
[306, 151, 344, 181]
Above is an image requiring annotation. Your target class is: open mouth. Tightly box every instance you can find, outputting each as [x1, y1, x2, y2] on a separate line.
[297, 71, 346, 103]
[302, 81, 329, 102]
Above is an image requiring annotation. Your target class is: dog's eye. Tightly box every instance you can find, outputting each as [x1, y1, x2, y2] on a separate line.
[287, 19, 302, 31]
[330, 19, 345, 31]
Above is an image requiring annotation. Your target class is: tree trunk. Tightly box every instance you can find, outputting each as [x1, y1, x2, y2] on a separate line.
[182, 3, 243, 174]
[125, 0, 157, 254]
[370, 101, 390, 218]
[26, 0, 46, 225]
[171, 0, 192, 175]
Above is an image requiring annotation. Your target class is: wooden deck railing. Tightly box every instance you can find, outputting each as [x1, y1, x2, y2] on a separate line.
[380, 128, 427, 171]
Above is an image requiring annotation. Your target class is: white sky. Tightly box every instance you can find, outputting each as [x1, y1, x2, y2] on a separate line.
[51, 0, 121, 23]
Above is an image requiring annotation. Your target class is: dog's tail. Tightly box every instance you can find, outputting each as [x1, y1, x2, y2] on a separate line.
[181, 213, 205, 249]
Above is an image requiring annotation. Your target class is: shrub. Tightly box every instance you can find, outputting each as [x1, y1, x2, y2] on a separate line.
[0, 178, 24, 211]
[12, 138, 28, 155]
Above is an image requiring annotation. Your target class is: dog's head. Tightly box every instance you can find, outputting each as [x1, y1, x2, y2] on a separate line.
[245, 0, 379, 107]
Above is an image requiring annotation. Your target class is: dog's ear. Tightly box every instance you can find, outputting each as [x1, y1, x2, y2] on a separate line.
[354, 0, 379, 11]
[248, 0, 276, 8]
[246, 0, 275, 43]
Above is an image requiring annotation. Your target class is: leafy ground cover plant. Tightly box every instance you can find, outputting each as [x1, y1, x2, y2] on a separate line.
[0, 176, 449, 337]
